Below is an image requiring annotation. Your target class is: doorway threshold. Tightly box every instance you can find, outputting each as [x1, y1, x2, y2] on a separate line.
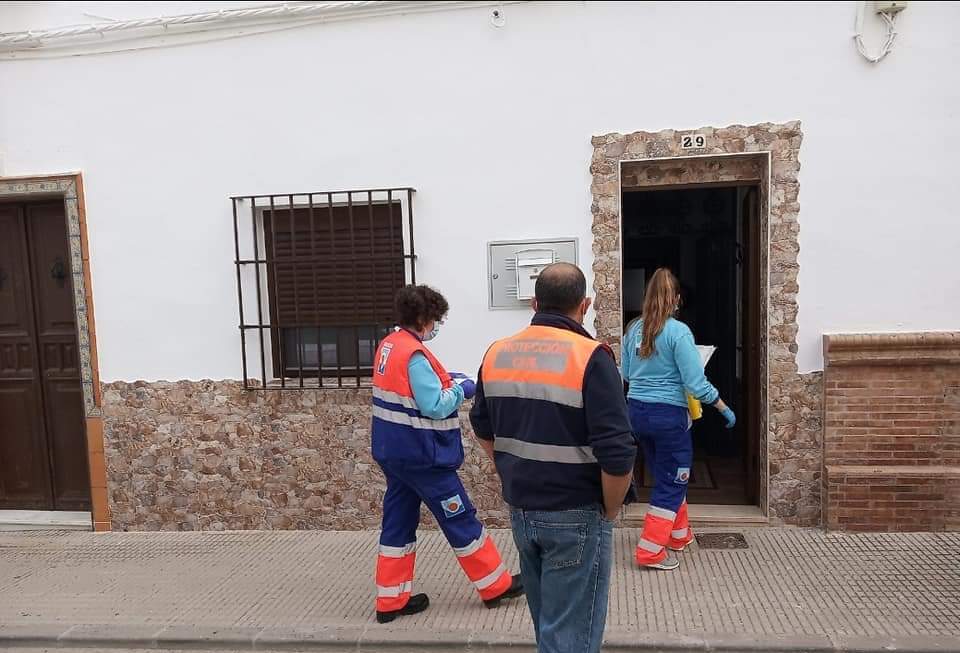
[0, 510, 92, 531]
[622, 503, 767, 528]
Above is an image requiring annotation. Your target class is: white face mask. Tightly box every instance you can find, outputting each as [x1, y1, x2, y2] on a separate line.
[423, 323, 440, 341]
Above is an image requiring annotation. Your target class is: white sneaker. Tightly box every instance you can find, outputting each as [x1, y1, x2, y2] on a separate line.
[643, 551, 680, 571]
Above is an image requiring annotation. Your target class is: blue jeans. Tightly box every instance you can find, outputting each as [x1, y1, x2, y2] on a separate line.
[510, 506, 614, 653]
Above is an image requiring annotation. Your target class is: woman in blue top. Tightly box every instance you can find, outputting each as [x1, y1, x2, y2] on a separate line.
[622, 268, 735, 571]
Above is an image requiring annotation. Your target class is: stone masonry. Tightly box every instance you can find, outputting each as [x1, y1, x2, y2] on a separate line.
[823, 332, 960, 531]
[103, 381, 508, 531]
[102, 122, 825, 531]
[91, 127, 953, 534]
[590, 122, 824, 526]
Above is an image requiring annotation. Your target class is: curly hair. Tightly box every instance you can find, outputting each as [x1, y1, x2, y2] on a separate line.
[394, 285, 449, 330]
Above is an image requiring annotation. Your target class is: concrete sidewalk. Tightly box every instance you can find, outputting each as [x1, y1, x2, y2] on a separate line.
[0, 528, 958, 652]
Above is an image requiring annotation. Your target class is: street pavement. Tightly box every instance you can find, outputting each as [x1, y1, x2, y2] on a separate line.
[1, 528, 958, 651]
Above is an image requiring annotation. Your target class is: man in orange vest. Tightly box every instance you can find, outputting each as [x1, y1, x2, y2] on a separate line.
[470, 263, 637, 653]
[371, 285, 523, 624]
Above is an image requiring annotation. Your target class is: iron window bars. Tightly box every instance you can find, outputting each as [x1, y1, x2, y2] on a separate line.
[232, 188, 416, 389]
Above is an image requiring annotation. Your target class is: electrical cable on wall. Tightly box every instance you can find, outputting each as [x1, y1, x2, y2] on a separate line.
[0, 0, 525, 58]
[0, 1, 380, 48]
[854, 1, 905, 63]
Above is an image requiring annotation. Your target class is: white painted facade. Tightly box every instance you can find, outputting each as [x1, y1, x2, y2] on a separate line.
[2, 1, 958, 381]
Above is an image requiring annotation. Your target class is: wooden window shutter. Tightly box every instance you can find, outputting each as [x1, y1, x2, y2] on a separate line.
[263, 201, 404, 375]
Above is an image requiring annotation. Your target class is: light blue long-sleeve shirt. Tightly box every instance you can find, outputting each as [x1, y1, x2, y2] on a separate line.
[408, 352, 464, 419]
[621, 317, 719, 408]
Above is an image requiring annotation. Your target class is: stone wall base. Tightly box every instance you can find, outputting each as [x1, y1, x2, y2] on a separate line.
[769, 371, 823, 526]
[103, 381, 508, 531]
[108, 335, 958, 534]
[823, 332, 960, 532]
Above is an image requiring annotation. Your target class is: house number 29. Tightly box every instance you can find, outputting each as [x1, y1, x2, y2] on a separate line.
[680, 134, 706, 149]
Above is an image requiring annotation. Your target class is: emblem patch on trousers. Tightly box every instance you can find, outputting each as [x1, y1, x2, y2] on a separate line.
[441, 494, 465, 518]
[377, 344, 393, 375]
[675, 467, 690, 484]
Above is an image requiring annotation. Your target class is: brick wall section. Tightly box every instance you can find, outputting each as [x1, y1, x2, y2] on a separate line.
[947, 384, 960, 530]
[823, 332, 960, 532]
[103, 381, 509, 531]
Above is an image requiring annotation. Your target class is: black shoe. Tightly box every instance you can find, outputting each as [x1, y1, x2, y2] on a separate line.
[483, 574, 525, 609]
[376, 593, 430, 624]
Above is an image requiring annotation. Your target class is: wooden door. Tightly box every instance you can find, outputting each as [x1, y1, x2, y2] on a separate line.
[0, 204, 53, 508]
[0, 201, 89, 510]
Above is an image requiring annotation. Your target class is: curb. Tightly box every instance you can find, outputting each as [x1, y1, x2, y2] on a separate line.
[0, 624, 958, 652]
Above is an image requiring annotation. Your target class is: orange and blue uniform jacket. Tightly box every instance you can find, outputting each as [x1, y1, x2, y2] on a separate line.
[371, 328, 513, 612]
[469, 313, 637, 510]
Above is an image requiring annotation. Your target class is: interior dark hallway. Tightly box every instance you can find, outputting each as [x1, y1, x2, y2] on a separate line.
[621, 185, 760, 505]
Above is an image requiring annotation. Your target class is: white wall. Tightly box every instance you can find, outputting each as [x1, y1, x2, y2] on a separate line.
[2, 1, 958, 380]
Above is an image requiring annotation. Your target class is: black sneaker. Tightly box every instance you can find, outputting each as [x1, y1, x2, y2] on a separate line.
[483, 574, 525, 609]
[376, 593, 430, 624]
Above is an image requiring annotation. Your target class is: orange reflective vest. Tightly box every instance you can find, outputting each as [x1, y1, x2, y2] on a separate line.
[481, 325, 603, 411]
[371, 328, 463, 469]
[478, 323, 615, 509]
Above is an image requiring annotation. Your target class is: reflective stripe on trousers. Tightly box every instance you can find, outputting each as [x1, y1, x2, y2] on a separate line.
[637, 500, 692, 564]
[377, 580, 412, 598]
[452, 529, 512, 600]
[635, 504, 675, 565]
[375, 547, 416, 612]
[379, 541, 417, 558]
[668, 501, 693, 546]
[377, 464, 513, 608]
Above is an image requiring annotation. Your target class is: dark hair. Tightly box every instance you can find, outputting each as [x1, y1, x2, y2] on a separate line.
[394, 285, 449, 330]
[534, 262, 586, 314]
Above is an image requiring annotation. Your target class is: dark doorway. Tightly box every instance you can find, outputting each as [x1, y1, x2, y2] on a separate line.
[0, 201, 90, 510]
[622, 184, 761, 506]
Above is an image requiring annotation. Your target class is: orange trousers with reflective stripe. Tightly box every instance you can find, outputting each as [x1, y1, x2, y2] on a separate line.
[635, 501, 693, 565]
[375, 463, 512, 612]
[376, 548, 417, 612]
[668, 501, 693, 549]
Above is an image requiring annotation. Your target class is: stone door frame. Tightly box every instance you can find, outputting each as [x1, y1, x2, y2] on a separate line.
[0, 172, 111, 530]
[590, 123, 818, 524]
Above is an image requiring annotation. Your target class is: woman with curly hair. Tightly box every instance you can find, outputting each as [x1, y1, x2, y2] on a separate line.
[370, 284, 523, 623]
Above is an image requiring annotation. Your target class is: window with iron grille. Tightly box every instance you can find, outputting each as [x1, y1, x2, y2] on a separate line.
[232, 188, 416, 389]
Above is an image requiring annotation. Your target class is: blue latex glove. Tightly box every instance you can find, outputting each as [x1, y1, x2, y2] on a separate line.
[720, 406, 736, 429]
[449, 372, 477, 400]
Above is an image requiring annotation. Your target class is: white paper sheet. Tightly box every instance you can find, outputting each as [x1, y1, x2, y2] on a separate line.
[697, 345, 716, 368]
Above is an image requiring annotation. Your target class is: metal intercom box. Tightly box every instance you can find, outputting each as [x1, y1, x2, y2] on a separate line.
[487, 238, 579, 309]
